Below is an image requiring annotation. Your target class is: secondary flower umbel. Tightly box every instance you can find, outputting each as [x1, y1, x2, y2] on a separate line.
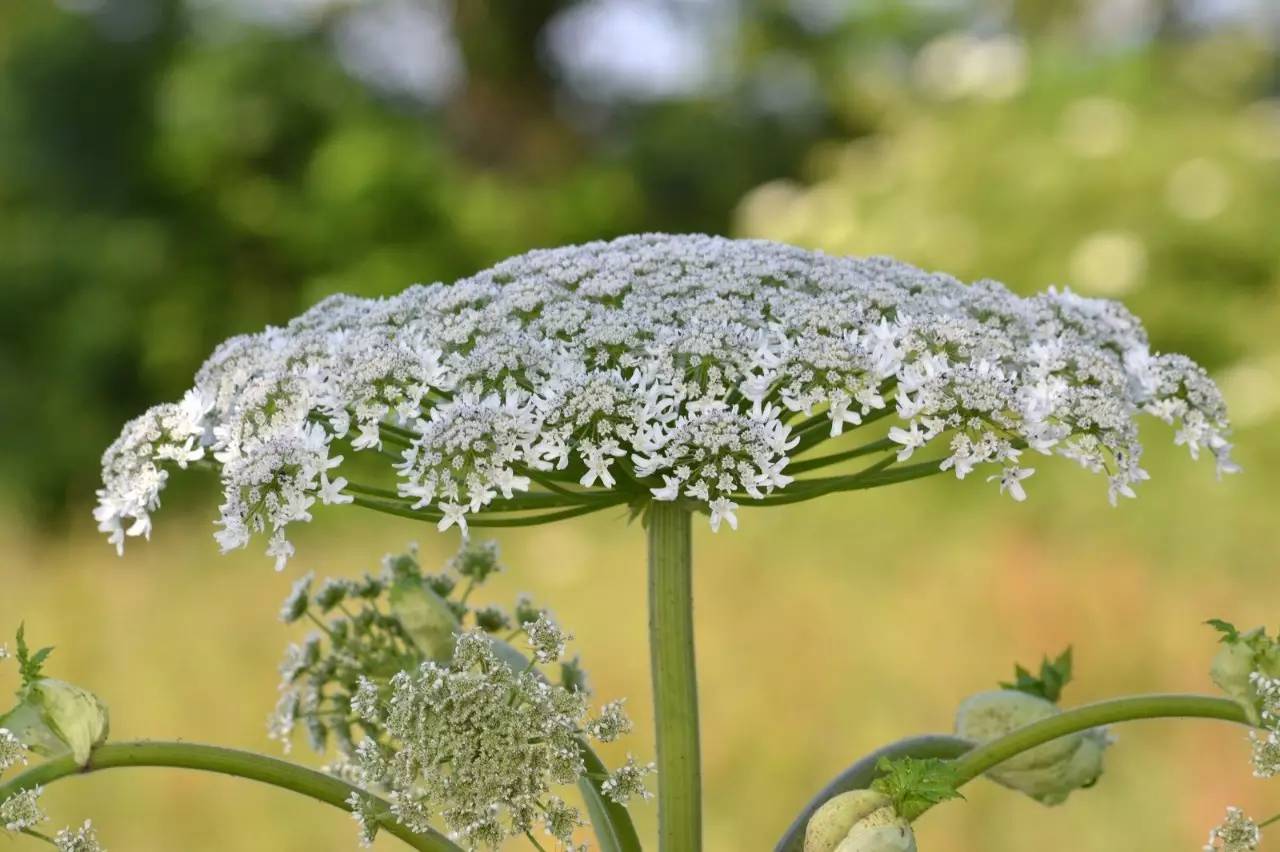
[96, 235, 1236, 568]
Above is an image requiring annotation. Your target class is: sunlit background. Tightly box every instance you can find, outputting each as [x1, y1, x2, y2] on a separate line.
[2, 0, 1278, 849]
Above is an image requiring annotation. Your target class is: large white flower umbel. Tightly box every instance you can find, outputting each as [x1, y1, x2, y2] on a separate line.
[97, 233, 1234, 566]
[95, 233, 1236, 851]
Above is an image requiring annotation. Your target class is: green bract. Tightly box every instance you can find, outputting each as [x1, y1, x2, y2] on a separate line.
[389, 574, 460, 662]
[0, 680, 110, 767]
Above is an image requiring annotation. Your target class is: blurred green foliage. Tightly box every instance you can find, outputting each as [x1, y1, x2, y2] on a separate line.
[0, 0, 824, 517]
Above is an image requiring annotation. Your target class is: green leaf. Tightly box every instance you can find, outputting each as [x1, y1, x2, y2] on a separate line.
[871, 756, 964, 819]
[14, 623, 54, 687]
[999, 647, 1073, 703]
[1206, 618, 1241, 644]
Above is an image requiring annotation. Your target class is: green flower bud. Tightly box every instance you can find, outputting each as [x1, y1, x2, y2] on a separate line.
[474, 606, 512, 633]
[0, 679, 110, 766]
[955, 690, 1108, 805]
[389, 576, 460, 661]
[805, 791, 916, 852]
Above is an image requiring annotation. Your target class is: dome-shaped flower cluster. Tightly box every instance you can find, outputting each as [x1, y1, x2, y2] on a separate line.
[96, 234, 1235, 568]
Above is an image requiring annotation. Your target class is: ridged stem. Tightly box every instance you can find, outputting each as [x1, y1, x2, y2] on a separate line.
[647, 503, 701, 851]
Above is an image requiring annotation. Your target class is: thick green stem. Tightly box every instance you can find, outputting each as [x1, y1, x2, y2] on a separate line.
[951, 693, 1248, 787]
[0, 741, 462, 852]
[648, 503, 701, 851]
[911, 693, 1251, 820]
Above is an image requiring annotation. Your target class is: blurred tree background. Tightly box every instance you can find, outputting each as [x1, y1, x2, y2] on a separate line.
[1, 1, 1279, 850]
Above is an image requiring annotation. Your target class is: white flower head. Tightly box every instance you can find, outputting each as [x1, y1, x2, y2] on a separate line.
[1, 786, 46, 832]
[53, 821, 105, 852]
[1205, 806, 1260, 852]
[600, 755, 656, 805]
[988, 465, 1035, 502]
[0, 728, 27, 773]
[1250, 729, 1280, 778]
[525, 613, 571, 665]
[97, 235, 1235, 567]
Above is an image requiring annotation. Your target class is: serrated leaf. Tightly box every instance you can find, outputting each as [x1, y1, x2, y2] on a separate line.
[1206, 618, 1241, 644]
[999, 646, 1073, 703]
[871, 755, 964, 818]
[14, 623, 54, 687]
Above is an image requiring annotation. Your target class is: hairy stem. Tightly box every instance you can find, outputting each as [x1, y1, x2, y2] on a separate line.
[0, 741, 462, 852]
[648, 503, 701, 851]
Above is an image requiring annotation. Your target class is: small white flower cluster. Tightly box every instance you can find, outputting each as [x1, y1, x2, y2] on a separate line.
[0, 751, 105, 849]
[345, 792, 382, 849]
[97, 235, 1236, 568]
[599, 756, 655, 805]
[1249, 671, 1280, 778]
[351, 628, 646, 850]
[53, 821, 105, 852]
[0, 729, 27, 773]
[1, 786, 44, 832]
[1205, 807, 1261, 852]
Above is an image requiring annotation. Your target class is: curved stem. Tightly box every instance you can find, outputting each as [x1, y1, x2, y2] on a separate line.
[787, 437, 897, 474]
[950, 694, 1248, 789]
[648, 503, 701, 851]
[349, 494, 626, 527]
[907, 694, 1252, 821]
[0, 741, 462, 852]
[738, 456, 942, 507]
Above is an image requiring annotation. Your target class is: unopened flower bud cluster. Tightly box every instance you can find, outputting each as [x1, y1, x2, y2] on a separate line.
[270, 540, 651, 849]
[97, 235, 1235, 568]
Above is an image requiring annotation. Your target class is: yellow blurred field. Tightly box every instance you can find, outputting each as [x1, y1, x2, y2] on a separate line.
[3, 430, 1276, 851]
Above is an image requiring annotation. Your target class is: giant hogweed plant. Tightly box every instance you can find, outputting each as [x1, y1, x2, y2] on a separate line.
[0, 234, 1269, 850]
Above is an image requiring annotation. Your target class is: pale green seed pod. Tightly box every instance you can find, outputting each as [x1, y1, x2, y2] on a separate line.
[955, 690, 1108, 805]
[805, 791, 916, 852]
[0, 679, 110, 766]
[389, 576, 460, 661]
